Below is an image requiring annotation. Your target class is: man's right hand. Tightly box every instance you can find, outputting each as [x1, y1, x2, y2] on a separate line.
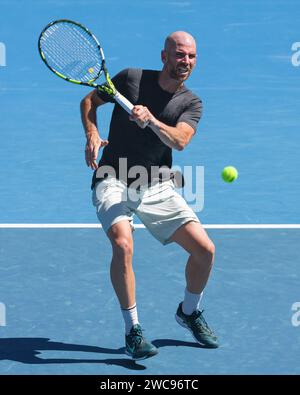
[85, 132, 108, 170]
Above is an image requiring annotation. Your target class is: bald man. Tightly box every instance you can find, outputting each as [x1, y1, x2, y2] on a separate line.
[81, 31, 219, 360]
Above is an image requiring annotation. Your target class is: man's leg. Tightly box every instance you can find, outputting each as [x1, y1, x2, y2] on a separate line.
[170, 220, 219, 348]
[170, 220, 215, 295]
[108, 220, 135, 309]
[107, 220, 158, 360]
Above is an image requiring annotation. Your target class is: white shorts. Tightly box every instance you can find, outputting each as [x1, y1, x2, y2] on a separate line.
[92, 176, 200, 245]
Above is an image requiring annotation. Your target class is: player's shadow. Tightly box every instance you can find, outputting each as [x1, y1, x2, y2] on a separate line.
[0, 338, 145, 371]
[0, 337, 203, 371]
[152, 339, 204, 349]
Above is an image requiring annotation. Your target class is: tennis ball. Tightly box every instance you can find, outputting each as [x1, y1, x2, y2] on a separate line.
[222, 166, 238, 183]
[88, 67, 94, 74]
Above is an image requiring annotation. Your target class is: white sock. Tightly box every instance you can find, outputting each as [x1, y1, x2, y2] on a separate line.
[182, 288, 203, 315]
[121, 304, 139, 335]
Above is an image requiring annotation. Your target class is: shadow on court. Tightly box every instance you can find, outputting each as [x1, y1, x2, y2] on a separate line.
[0, 338, 145, 370]
[152, 339, 205, 349]
[0, 337, 201, 370]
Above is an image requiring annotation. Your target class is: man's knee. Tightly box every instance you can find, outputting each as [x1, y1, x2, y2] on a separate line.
[108, 222, 134, 259]
[193, 239, 215, 266]
[111, 236, 133, 259]
[206, 240, 215, 258]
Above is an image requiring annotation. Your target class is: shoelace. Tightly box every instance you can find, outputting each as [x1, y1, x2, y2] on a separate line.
[191, 310, 214, 335]
[129, 326, 143, 346]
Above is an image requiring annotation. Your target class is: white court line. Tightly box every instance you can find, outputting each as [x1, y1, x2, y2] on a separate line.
[0, 224, 300, 229]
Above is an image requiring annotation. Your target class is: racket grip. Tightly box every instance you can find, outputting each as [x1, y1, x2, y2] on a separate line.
[114, 91, 134, 113]
[114, 91, 149, 129]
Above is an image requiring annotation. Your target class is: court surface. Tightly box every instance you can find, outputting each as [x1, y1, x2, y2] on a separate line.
[1, 0, 300, 374]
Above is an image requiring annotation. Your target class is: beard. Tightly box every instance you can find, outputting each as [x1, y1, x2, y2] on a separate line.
[169, 65, 192, 81]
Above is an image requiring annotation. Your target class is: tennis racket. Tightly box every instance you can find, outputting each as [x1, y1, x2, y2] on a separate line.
[38, 19, 144, 122]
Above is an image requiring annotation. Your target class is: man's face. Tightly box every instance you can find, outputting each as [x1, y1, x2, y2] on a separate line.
[163, 41, 197, 82]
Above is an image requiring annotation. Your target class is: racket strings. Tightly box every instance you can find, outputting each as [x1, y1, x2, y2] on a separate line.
[43, 24, 100, 79]
[40, 22, 102, 82]
[45, 24, 100, 77]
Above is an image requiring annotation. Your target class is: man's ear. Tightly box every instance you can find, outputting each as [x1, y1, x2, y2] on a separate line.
[161, 50, 167, 64]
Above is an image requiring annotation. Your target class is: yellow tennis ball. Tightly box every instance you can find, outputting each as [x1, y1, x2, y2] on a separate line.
[222, 166, 238, 183]
[88, 67, 94, 74]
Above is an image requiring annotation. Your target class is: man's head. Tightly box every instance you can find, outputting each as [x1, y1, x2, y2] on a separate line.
[161, 31, 197, 82]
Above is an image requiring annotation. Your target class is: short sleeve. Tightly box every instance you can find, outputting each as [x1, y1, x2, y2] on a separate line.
[177, 97, 203, 131]
[96, 68, 129, 103]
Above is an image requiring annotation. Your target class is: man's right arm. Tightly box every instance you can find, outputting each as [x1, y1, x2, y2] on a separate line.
[80, 90, 108, 170]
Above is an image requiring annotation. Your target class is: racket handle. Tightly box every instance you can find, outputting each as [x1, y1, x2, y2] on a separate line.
[114, 91, 133, 113]
[114, 91, 149, 129]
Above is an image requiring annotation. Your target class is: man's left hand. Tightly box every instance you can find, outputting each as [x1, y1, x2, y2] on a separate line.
[129, 105, 156, 129]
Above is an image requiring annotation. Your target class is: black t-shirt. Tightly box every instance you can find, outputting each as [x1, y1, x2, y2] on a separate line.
[92, 68, 202, 188]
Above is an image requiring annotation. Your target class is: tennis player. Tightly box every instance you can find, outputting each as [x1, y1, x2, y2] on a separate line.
[81, 31, 219, 360]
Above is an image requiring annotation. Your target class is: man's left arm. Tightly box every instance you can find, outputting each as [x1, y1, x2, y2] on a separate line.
[150, 118, 195, 151]
[130, 101, 201, 151]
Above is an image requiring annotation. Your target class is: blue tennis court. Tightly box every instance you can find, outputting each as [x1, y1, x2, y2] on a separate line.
[1, 0, 300, 375]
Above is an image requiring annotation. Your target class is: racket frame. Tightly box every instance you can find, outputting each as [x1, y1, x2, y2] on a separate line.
[38, 19, 135, 114]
